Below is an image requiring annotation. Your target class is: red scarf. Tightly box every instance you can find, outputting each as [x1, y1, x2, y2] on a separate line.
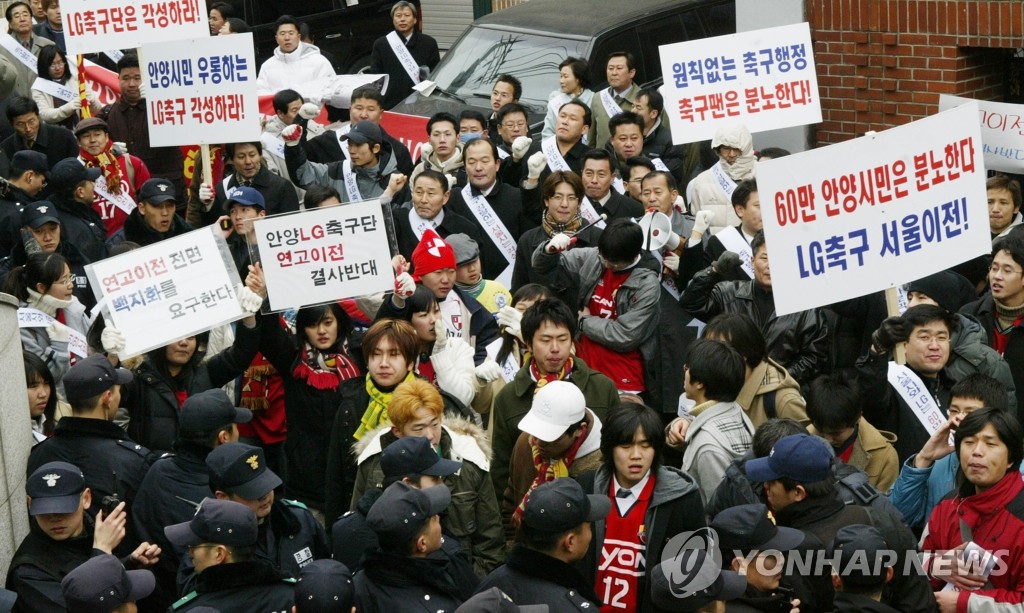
[291, 344, 361, 391]
[80, 140, 123, 195]
[529, 355, 574, 388]
[512, 420, 590, 526]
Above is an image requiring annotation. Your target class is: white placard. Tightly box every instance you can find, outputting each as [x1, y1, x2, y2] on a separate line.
[659, 22, 821, 143]
[758, 103, 989, 316]
[142, 34, 260, 147]
[939, 94, 1024, 173]
[63, 0, 209, 56]
[254, 200, 396, 311]
[85, 227, 245, 357]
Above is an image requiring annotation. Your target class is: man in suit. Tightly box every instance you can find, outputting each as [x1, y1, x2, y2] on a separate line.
[580, 149, 642, 222]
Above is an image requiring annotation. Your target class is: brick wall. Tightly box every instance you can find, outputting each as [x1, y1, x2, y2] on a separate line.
[808, 0, 1023, 146]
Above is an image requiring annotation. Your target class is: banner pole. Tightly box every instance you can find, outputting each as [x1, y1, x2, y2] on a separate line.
[884, 286, 906, 365]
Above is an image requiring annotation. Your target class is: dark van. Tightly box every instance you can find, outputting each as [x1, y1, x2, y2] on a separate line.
[389, 0, 735, 125]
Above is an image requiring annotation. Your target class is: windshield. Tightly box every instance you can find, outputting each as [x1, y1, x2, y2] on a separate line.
[430, 27, 588, 109]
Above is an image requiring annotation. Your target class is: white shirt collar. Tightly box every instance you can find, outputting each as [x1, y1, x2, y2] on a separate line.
[613, 470, 651, 514]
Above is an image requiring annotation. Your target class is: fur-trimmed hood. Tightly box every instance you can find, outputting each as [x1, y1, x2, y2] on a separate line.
[352, 414, 491, 472]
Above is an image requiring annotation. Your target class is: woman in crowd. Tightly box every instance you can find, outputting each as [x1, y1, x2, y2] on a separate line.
[493, 283, 555, 382]
[32, 46, 101, 130]
[24, 351, 59, 444]
[5, 252, 87, 397]
[542, 57, 594, 140]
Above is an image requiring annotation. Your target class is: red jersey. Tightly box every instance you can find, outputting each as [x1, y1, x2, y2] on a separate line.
[576, 268, 644, 392]
[597, 474, 656, 612]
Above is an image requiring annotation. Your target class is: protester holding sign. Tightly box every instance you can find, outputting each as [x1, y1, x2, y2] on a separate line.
[7, 251, 87, 397]
[74, 116, 150, 238]
[32, 46, 101, 131]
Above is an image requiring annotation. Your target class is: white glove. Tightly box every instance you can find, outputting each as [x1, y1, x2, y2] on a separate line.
[419, 142, 434, 159]
[113, 141, 128, 155]
[432, 317, 448, 352]
[664, 253, 680, 272]
[673, 194, 686, 214]
[444, 173, 458, 191]
[511, 136, 531, 161]
[694, 210, 714, 235]
[46, 321, 69, 344]
[298, 102, 320, 120]
[138, 81, 148, 99]
[475, 360, 503, 383]
[281, 124, 303, 146]
[431, 337, 477, 406]
[394, 271, 415, 298]
[198, 183, 215, 205]
[496, 306, 523, 342]
[63, 97, 82, 112]
[527, 151, 547, 180]
[546, 232, 573, 253]
[101, 326, 126, 355]
[236, 284, 264, 313]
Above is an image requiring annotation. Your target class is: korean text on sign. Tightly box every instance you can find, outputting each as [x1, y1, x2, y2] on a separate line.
[939, 94, 1024, 174]
[254, 200, 396, 312]
[658, 22, 821, 143]
[85, 227, 245, 357]
[141, 33, 261, 146]
[757, 102, 989, 316]
[63, 0, 208, 56]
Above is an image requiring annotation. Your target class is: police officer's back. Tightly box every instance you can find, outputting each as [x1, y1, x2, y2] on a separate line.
[165, 499, 295, 612]
[27, 354, 152, 518]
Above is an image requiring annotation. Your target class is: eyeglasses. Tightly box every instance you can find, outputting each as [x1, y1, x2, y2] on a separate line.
[548, 194, 579, 204]
[989, 264, 1023, 277]
[59, 274, 74, 286]
[501, 121, 526, 129]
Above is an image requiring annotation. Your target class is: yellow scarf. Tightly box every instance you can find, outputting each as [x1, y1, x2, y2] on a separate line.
[354, 371, 416, 440]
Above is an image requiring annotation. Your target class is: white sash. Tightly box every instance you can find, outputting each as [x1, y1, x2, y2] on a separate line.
[886, 362, 946, 435]
[600, 87, 625, 119]
[652, 250, 681, 300]
[710, 162, 737, 201]
[612, 177, 626, 194]
[336, 124, 351, 161]
[387, 31, 421, 84]
[484, 336, 519, 383]
[541, 137, 570, 172]
[408, 208, 442, 240]
[497, 147, 509, 160]
[715, 226, 755, 279]
[18, 307, 88, 358]
[93, 174, 136, 215]
[32, 77, 75, 102]
[579, 197, 607, 230]
[652, 158, 670, 172]
[342, 160, 363, 202]
[260, 132, 285, 160]
[461, 184, 515, 286]
[0, 33, 37, 74]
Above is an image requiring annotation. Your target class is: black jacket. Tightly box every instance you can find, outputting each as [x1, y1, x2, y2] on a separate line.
[511, 224, 603, 313]
[306, 126, 415, 176]
[354, 549, 475, 613]
[27, 417, 153, 520]
[211, 165, 299, 224]
[681, 266, 830, 383]
[702, 226, 758, 282]
[0, 184, 34, 256]
[592, 190, 644, 222]
[106, 208, 194, 249]
[476, 545, 601, 612]
[376, 287, 500, 366]
[393, 205, 484, 263]
[258, 312, 359, 511]
[775, 495, 937, 613]
[122, 322, 260, 453]
[641, 119, 686, 181]
[171, 560, 295, 612]
[443, 181, 525, 281]
[324, 378, 370, 524]
[50, 191, 107, 262]
[962, 293, 1024, 420]
[130, 444, 212, 613]
[0, 234, 94, 311]
[855, 349, 952, 463]
[831, 592, 902, 613]
[6, 518, 100, 613]
[255, 499, 331, 578]
[369, 29, 441, 109]
[0, 121, 79, 169]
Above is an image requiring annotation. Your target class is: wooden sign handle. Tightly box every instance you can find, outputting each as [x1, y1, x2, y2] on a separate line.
[884, 286, 906, 365]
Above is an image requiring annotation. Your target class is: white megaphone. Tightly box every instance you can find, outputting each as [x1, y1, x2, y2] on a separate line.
[638, 211, 673, 251]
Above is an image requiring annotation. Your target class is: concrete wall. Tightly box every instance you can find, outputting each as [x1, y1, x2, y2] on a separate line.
[0, 293, 30, 579]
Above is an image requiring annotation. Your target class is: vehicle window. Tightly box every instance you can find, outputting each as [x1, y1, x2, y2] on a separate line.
[430, 28, 588, 108]
[590, 29, 641, 89]
[636, 14, 688, 86]
[701, 2, 737, 37]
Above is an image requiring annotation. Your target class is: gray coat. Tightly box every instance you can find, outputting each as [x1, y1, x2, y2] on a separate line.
[20, 297, 89, 398]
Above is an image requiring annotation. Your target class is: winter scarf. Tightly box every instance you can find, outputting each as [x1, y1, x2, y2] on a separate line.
[26, 287, 73, 317]
[513, 420, 589, 526]
[541, 209, 583, 237]
[80, 140, 123, 195]
[291, 343, 360, 391]
[354, 371, 417, 440]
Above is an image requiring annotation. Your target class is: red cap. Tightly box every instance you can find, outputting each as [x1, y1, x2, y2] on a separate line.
[411, 229, 456, 281]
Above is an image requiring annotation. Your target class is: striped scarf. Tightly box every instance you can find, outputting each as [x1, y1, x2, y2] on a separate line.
[291, 343, 360, 391]
[80, 140, 124, 195]
[512, 420, 589, 526]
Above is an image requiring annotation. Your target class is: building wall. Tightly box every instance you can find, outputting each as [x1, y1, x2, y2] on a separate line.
[808, 0, 1023, 146]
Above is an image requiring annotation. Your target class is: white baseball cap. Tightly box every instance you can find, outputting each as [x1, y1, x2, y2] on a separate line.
[518, 381, 587, 442]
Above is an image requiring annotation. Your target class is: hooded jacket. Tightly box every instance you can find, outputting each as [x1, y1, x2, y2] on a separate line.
[350, 417, 504, 577]
[681, 400, 754, 505]
[687, 124, 756, 233]
[49, 191, 107, 262]
[255, 41, 336, 94]
[576, 465, 706, 613]
[408, 145, 466, 189]
[807, 418, 899, 493]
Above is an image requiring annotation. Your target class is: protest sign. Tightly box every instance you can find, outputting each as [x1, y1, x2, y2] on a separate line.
[142, 34, 260, 147]
[939, 94, 1024, 173]
[757, 102, 989, 317]
[17, 308, 89, 359]
[85, 227, 244, 357]
[658, 22, 820, 143]
[382, 111, 430, 161]
[63, 0, 209, 56]
[253, 200, 397, 311]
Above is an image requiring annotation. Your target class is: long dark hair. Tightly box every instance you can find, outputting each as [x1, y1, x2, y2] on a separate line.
[295, 302, 353, 355]
[3, 252, 68, 302]
[145, 331, 210, 381]
[37, 46, 69, 84]
[496, 284, 555, 364]
[395, 285, 439, 348]
[24, 351, 56, 435]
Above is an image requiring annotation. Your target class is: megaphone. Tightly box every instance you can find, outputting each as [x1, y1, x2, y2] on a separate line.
[638, 211, 673, 251]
